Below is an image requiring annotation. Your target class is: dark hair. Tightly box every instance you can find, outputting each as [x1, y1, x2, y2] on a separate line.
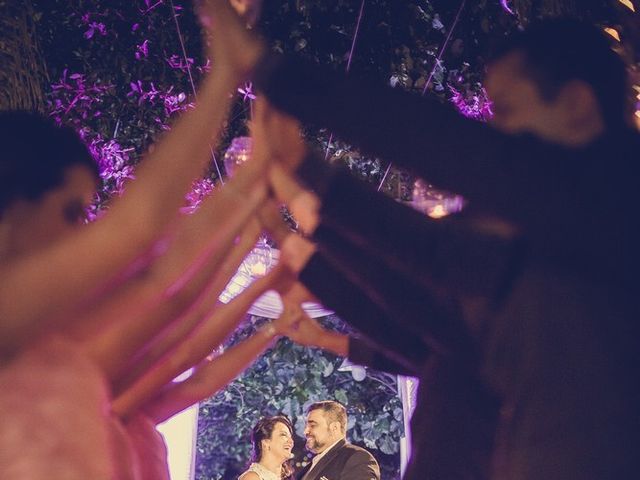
[251, 415, 294, 479]
[306, 400, 347, 433]
[490, 18, 629, 129]
[0, 111, 98, 215]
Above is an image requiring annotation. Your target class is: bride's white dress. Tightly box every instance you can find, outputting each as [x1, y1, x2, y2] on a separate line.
[238, 462, 280, 480]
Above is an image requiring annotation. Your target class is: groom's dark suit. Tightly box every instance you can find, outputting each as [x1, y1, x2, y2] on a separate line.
[296, 439, 380, 480]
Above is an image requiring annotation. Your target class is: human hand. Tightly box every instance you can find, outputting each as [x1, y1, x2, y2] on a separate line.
[272, 301, 305, 337]
[250, 97, 306, 170]
[256, 200, 292, 245]
[279, 234, 316, 274]
[263, 262, 297, 295]
[228, 0, 262, 28]
[268, 164, 320, 235]
[276, 309, 327, 348]
[197, 0, 265, 80]
[275, 284, 348, 355]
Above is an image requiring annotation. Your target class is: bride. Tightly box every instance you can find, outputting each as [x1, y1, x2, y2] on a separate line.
[239, 416, 295, 480]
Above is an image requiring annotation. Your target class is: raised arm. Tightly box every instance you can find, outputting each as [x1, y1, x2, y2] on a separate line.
[279, 308, 420, 378]
[141, 303, 300, 424]
[72, 132, 268, 381]
[0, 1, 251, 356]
[112, 218, 262, 393]
[251, 101, 522, 308]
[209, 1, 571, 220]
[111, 263, 291, 418]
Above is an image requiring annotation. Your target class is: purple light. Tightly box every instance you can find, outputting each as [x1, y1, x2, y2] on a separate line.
[500, 0, 515, 15]
[449, 86, 493, 121]
[183, 178, 216, 213]
[135, 40, 150, 60]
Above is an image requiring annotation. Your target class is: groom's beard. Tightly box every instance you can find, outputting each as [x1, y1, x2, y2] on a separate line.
[305, 435, 326, 453]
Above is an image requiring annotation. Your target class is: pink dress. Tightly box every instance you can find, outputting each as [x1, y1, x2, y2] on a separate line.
[125, 413, 170, 480]
[0, 335, 115, 479]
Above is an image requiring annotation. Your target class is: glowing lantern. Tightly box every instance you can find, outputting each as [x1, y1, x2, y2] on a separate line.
[408, 179, 464, 219]
[241, 237, 273, 277]
[223, 136, 252, 177]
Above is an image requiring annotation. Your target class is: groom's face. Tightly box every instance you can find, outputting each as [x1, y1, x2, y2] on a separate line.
[304, 409, 334, 454]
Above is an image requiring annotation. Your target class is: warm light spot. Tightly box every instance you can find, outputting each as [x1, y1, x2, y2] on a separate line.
[249, 262, 268, 277]
[604, 27, 621, 42]
[428, 204, 447, 219]
[619, 0, 635, 12]
[226, 281, 243, 296]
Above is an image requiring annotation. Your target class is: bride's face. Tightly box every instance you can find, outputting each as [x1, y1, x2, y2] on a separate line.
[2, 164, 97, 255]
[265, 421, 294, 462]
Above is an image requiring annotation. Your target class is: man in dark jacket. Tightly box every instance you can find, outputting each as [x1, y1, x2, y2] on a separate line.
[297, 401, 380, 480]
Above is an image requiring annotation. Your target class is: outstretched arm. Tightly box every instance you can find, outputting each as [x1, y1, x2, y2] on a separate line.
[210, 2, 579, 224]
[258, 106, 522, 306]
[111, 263, 291, 418]
[141, 303, 301, 424]
[279, 307, 420, 378]
[113, 218, 262, 393]
[257, 192, 432, 370]
[0, 1, 248, 357]
[73, 129, 268, 381]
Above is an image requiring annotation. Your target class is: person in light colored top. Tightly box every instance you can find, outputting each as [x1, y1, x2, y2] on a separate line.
[239, 416, 296, 480]
[0, 1, 262, 477]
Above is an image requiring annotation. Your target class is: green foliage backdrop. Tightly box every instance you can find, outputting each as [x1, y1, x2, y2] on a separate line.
[197, 316, 404, 480]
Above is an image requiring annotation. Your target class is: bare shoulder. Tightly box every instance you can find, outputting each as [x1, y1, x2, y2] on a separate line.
[238, 471, 261, 480]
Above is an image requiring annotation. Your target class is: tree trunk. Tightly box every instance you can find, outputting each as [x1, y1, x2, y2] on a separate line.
[0, 0, 47, 112]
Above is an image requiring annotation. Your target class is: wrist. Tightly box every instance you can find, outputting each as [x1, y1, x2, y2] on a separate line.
[202, 68, 237, 94]
[290, 191, 320, 235]
[319, 331, 349, 357]
[226, 175, 268, 206]
[281, 235, 315, 273]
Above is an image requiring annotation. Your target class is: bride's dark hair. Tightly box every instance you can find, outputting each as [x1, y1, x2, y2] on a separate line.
[0, 111, 98, 216]
[251, 415, 294, 479]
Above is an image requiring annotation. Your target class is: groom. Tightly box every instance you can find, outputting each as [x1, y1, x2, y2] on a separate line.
[298, 400, 380, 480]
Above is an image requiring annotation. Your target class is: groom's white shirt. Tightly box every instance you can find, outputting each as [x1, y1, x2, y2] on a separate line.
[306, 438, 343, 476]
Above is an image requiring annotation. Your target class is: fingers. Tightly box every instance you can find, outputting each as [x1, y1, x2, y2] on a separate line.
[289, 189, 320, 235]
[263, 261, 296, 294]
[274, 303, 325, 348]
[273, 301, 305, 333]
[280, 234, 316, 274]
[228, 0, 262, 27]
[198, 0, 265, 79]
[257, 200, 292, 245]
[269, 163, 305, 204]
[198, 0, 241, 30]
